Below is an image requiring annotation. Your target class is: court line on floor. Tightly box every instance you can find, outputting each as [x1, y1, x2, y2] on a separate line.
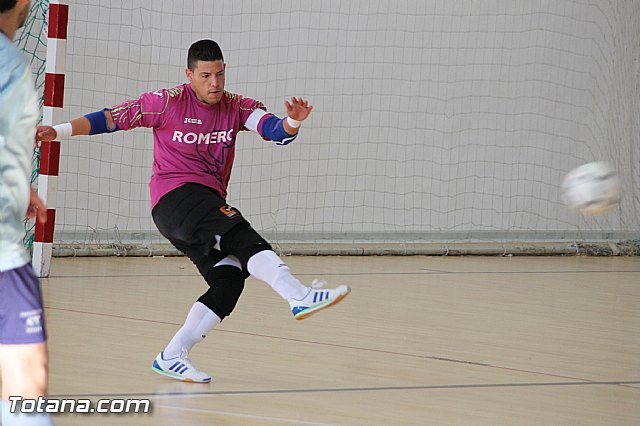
[49, 380, 640, 400]
[44, 306, 640, 388]
[44, 269, 640, 279]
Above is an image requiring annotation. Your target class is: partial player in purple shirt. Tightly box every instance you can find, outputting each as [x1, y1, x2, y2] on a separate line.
[37, 39, 351, 383]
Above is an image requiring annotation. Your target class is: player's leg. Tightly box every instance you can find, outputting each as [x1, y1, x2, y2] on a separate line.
[154, 183, 350, 323]
[151, 186, 247, 382]
[219, 222, 351, 320]
[155, 184, 351, 319]
[155, 183, 350, 320]
[0, 344, 48, 400]
[152, 253, 245, 383]
[0, 344, 51, 426]
[0, 265, 54, 425]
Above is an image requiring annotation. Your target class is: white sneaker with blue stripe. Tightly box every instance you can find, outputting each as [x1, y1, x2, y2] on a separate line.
[152, 350, 211, 383]
[289, 279, 351, 320]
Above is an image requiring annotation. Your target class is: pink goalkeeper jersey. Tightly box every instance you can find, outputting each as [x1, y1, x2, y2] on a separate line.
[110, 84, 267, 207]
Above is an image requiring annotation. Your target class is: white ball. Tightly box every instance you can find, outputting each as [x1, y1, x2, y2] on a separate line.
[561, 162, 621, 216]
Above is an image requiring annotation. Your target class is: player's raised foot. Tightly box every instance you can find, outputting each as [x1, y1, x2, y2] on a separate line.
[289, 279, 351, 320]
[152, 350, 211, 383]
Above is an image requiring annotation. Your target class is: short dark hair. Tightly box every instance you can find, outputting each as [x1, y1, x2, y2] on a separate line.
[0, 0, 18, 13]
[187, 39, 224, 70]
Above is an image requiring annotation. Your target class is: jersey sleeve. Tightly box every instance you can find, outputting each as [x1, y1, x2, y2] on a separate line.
[109, 89, 172, 130]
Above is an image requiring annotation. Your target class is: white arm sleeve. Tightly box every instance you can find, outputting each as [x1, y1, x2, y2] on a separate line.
[243, 108, 268, 132]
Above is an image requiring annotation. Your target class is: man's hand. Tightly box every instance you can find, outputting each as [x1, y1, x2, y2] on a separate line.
[26, 188, 47, 223]
[284, 97, 313, 122]
[36, 125, 57, 142]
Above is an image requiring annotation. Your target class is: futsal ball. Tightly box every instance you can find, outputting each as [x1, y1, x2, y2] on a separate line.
[561, 162, 620, 216]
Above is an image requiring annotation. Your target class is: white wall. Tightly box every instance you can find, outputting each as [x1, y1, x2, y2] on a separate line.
[56, 0, 640, 245]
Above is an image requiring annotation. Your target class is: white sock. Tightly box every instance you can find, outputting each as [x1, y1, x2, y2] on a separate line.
[1, 399, 54, 426]
[247, 250, 308, 301]
[163, 302, 221, 359]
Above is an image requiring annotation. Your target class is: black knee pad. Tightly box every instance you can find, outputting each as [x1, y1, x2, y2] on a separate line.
[219, 222, 272, 270]
[197, 265, 246, 319]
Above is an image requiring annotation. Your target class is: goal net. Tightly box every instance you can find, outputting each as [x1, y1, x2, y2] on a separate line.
[22, 0, 640, 256]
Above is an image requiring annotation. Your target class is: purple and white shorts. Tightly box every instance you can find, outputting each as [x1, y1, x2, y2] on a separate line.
[0, 263, 47, 344]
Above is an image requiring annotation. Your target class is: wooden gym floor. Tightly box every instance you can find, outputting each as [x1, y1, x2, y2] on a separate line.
[6, 255, 640, 425]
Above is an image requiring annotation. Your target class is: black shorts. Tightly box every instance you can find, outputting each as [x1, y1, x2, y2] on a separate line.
[152, 183, 248, 263]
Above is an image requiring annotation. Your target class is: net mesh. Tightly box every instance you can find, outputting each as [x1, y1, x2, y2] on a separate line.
[20, 1, 640, 256]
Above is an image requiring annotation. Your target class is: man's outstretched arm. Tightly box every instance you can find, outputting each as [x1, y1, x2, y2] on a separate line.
[245, 97, 313, 145]
[36, 109, 118, 141]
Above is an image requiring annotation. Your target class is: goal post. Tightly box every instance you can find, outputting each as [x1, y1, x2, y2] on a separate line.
[20, 1, 640, 271]
[23, 0, 69, 277]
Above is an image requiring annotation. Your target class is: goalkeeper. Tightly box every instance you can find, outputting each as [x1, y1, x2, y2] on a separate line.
[36, 39, 350, 383]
